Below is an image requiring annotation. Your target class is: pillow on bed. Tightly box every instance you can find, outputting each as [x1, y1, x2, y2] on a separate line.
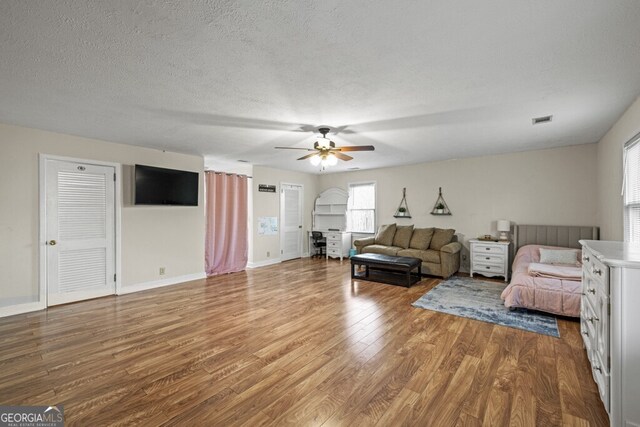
[539, 248, 579, 265]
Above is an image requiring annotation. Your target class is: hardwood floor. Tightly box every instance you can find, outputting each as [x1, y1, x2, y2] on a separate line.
[0, 258, 608, 426]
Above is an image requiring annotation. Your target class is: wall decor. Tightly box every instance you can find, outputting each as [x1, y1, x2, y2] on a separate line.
[431, 187, 452, 215]
[394, 187, 412, 218]
[258, 184, 276, 193]
[258, 216, 278, 235]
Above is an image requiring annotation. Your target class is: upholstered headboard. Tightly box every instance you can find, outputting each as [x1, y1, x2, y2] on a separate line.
[513, 225, 599, 251]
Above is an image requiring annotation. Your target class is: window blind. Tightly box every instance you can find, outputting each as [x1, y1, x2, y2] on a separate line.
[624, 134, 640, 242]
[347, 182, 376, 233]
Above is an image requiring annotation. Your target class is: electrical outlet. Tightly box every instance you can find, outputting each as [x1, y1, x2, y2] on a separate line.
[266, 251, 270, 257]
[159, 267, 165, 275]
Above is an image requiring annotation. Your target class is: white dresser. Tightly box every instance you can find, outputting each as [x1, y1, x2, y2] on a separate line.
[469, 239, 511, 282]
[580, 240, 640, 427]
[325, 231, 351, 261]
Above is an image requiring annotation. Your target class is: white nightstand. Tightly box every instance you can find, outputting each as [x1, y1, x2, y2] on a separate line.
[325, 231, 352, 261]
[469, 239, 512, 282]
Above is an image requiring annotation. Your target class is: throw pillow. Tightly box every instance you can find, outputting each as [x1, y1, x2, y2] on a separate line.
[374, 224, 397, 246]
[392, 225, 414, 249]
[429, 228, 455, 250]
[539, 248, 579, 265]
[409, 228, 435, 250]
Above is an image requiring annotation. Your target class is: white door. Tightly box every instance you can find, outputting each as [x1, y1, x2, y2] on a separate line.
[45, 159, 116, 305]
[280, 183, 303, 261]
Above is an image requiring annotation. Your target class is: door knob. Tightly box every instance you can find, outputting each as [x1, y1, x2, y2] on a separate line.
[47, 240, 57, 246]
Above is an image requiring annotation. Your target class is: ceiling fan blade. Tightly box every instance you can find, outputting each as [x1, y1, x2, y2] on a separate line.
[275, 147, 316, 151]
[332, 151, 353, 161]
[336, 145, 375, 152]
[297, 153, 319, 160]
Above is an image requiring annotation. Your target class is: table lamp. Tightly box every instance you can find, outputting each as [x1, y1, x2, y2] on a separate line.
[497, 219, 510, 241]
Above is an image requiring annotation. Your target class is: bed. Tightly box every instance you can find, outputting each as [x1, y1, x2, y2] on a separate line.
[500, 225, 599, 317]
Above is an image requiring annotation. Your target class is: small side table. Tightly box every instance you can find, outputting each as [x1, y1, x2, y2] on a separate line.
[469, 239, 511, 282]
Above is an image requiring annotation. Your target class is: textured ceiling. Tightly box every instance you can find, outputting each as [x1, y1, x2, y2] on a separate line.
[1, 1, 640, 173]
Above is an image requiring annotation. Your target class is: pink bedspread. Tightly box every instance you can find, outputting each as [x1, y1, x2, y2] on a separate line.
[501, 245, 582, 317]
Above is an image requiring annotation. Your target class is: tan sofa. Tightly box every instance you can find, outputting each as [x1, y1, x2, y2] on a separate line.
[353, 224, 462, 278]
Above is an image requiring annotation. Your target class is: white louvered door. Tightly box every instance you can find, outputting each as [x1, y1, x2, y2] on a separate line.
[46, 160, 116, 305]
[280, 183, 303, 261]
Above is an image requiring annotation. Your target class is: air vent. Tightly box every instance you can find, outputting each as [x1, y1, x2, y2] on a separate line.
[348, 167, 360, 170]
[532, 115, 553, 125]
[237, 159, 249, 163]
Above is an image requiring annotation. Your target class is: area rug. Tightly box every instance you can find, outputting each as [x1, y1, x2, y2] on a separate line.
[412, 276, 560, 337]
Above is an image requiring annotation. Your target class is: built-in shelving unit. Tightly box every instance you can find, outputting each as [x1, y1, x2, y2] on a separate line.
[312, 188, 348, 231]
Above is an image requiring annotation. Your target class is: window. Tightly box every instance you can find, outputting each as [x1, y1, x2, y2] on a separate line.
[624, 134, 640, 242]
[347, 182, 376, 233]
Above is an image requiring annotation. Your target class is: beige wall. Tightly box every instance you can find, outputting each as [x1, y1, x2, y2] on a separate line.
[251, 166, 318, 265]
[597, 96, 640, 240]
[319, 144, 598, 271]
[0, 123, 205, 306]
[4, 105, 627, 305]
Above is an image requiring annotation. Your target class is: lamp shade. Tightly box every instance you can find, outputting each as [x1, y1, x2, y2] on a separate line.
[497, 220, 510, 232]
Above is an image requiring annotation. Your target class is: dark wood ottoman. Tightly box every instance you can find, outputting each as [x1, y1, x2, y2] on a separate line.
[350, 253, 422, 287]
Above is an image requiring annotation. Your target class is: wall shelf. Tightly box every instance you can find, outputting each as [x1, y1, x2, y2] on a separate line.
[394, 187, 412, 218]
[430, 187, 451, 215]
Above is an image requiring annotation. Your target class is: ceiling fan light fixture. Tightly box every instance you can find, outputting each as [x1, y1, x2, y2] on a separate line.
[327, 153, 338, 166]
[317, 138, 331, 149]
[275, 126, 374, 167]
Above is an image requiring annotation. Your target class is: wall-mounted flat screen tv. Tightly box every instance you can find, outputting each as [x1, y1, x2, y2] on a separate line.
[134, 164, 199, 206]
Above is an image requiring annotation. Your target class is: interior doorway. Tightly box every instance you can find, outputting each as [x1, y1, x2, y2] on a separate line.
[40, 156, 120, 306]
[280, 183, 303, 261]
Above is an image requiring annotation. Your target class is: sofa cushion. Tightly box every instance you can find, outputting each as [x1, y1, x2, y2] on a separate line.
[392, 225, 414, 249]
[362, 245, 402, 256]
[397, 248, 441, 264]
[430, 228, 455, 250]
[409, 227, 435, 250]
[374, 224, 397, 246]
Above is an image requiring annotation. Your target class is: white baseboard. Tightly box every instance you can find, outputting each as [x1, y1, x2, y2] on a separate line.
[0, 301, 46, 318]
[0, 273, 207, 318]
[246, 258, 281, 269]
[118, 272, 207, 295]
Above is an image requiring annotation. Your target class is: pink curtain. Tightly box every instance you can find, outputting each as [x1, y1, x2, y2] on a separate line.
[205, 171, 248, 276]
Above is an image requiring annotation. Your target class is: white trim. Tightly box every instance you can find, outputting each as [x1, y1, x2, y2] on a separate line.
[48, 289, 115, 306]
[39, 154, 122, 306]
[279, 182, 304, 261]
[246, 176, 254, 266]
[0, 272, 206, 317]
[346, 180, 377, 233]
[38, 156, 46, 306]
[0, 301, 46, 319]
[118, 272, 206, 295]
[246, 258, 282, 269]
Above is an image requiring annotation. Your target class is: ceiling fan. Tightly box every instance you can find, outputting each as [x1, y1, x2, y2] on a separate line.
[275, 127, 375, 167]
